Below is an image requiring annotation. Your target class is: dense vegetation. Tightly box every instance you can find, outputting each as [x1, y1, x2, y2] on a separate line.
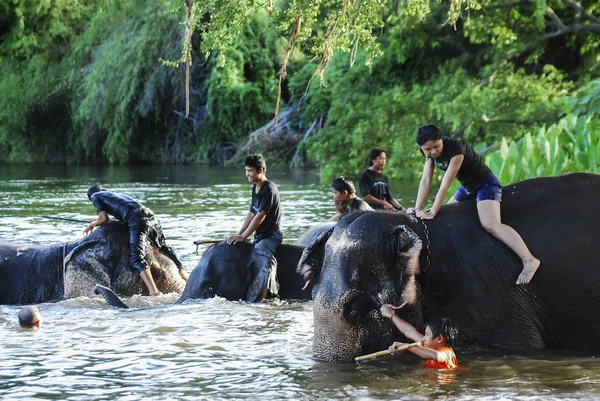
[1, 0, 598, 183]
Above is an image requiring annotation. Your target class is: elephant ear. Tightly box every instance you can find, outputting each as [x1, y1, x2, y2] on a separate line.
[297, 225, 335, 292]
[390, 225, 422, 305]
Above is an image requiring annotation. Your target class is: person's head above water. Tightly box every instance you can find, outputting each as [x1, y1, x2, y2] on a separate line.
[87, 184, 106, 201]
[18, 306, 42, 331]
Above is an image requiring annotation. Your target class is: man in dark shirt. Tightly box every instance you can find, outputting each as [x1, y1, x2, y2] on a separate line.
[84, 185, 186, 296]
[359, 147, 406, 211]
[330, 176, 373, 221]
[227, 154, 282, 301]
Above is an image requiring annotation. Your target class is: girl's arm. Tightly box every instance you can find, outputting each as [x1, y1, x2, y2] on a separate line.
[414, 159, 435, 210]
[381, 305, 423, 343]
[409, 346, 443, 361]
[389, 342, 449, 365]
[427, 154, 463, 217]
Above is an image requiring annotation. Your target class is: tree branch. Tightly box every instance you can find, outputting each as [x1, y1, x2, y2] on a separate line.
[547, 6, 568, 31]
[478, 4, 599, 87]
[563, 0, 600, 24]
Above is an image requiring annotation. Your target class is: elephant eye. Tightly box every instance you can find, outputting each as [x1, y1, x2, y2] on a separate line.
[342, 292, 378, 326]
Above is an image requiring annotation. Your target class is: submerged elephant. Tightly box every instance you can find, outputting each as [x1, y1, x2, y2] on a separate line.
[0, 223, 186, 305]
[299, 173, 600, 362]
[95, 222, 336, 307]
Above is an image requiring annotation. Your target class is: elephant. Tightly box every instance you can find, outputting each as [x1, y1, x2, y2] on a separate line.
[298, 173, 600, 362]
[176, 240, 308, 303]
[0, 223, 186, 305]
[94, 222, 336, 307]
[296, 221, 337, 246]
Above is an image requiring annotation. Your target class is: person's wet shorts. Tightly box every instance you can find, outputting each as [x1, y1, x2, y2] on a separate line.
[453, 175, 502, 203]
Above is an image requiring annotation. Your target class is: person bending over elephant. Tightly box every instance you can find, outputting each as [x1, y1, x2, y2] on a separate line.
[227, 154, 282, 301]
[330, 176, 373, 221]
[84, 184, 187, 296]
[381, 305, 458, 369]
[359, 147, 406, 212]
[409, 124, 540, 285]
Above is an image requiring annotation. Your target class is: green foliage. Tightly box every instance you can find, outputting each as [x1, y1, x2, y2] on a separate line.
[568, 80, 600, 117]
[0, 0, 94, 60]
[297, 56, 573, 183]
[181, 0, 386, 72]
[69, 0, 184, 163]
[485, 79, 600, 183]
[1, 0, 599, 169]
[204, 10, 281, 149]
[0, 0, 99, 163]
[294, 0, 599, 183]
[486, 115, 600, 183]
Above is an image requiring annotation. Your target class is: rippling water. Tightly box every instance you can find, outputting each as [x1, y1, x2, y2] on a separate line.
[1, 165, 599, 400]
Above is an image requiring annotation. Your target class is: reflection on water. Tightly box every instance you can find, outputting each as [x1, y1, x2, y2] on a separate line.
[1, 165, 599, 400]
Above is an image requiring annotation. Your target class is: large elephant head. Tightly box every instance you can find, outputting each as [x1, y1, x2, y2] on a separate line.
[63, 223, 186, 298]
[299, 212, 425, 362]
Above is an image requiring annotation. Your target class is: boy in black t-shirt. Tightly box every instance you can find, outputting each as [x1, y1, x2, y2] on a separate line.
[330, 176, 373, 221]
[228, 154, 282, 301]
[409, 124, 540, 284]
[359, 147, 405, 212]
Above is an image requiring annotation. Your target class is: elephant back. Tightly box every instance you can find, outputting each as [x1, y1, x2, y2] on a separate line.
[0, 243, 65, 304]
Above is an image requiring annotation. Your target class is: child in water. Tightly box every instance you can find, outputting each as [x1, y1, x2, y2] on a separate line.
[18, 306, 42, 331]
[381, 305, 457, 369]
[409, 124, 540, 284]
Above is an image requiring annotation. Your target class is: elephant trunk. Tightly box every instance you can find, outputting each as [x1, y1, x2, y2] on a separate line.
[312, 301, 362, 363]
[312, 288, 403, 363]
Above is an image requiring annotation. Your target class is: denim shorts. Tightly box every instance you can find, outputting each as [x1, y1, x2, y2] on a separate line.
[254, 230, 283, 258]
[453, 175, 502, 203]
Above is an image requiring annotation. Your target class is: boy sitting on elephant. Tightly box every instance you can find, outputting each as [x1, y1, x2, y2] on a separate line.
[84, 184, 187, 296]
[330, 176, 373, 221]
[227, 154, 282, 301]
[381, 305, 458, 369]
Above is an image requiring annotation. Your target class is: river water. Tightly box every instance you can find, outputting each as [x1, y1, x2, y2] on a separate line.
[1, 165, 599, 400]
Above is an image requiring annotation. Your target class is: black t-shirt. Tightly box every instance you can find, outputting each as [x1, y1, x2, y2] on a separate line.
[431, 137, 492, 192]
[250, 180, 282, 241]
[343, 197, 373, 214]
[359, 169, 396, 210]
[90, 191, 142, 224]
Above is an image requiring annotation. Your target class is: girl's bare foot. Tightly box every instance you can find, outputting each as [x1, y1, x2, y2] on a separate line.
[516, 258, 541, 285]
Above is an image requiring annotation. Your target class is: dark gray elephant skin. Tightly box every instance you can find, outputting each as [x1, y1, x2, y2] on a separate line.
[296, 222, 337, 247]
[177, 241, 308, 303]
[176, 222, 336, 304]
[0, 223, 186, 305]
[95, 223, 336, 307]
[299, 173, 600, 362]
